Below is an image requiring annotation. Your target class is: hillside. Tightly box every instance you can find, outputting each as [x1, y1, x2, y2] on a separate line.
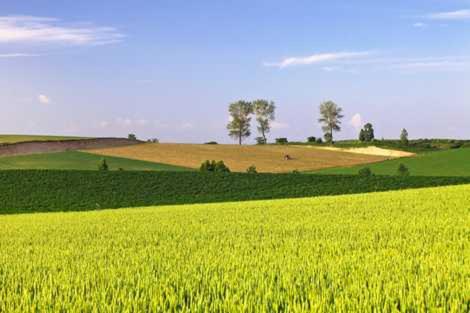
[1, 185, 468, 311]
[0, 151, 190, 171]
[314, 148, 470, 176]
[0, 134, 88, 144]
[90, 143, 389, 173]
[2, 171, 470, 214]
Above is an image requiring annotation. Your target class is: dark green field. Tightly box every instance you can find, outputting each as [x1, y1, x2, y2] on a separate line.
[0, 134, 88, 144]
[314, 148, 470, 176]
[1, 170, 470, 214]
[0, 151, 190, 171]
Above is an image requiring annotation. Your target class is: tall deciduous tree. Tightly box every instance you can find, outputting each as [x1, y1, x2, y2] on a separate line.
[359, 123, 375, 142]
[318, 101, 344, 143]
[253, 99, 275, 144]
[227, 100, 254, 145]
[400, 128, 409, 146]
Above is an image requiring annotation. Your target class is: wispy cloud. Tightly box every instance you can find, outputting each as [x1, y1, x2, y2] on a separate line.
[0, 53, 39, 58]
[264, 51, 372, 68]
[0, 15, 124, 45]
[38, 94, 50, 104]
[412, 22, 427, 28]
[425, 9, 470, 20]
[349, 114, 363, 131]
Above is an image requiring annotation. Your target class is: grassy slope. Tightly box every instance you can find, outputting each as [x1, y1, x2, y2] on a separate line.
[0, 134, 87, 144]
[314, 148, 470, 176]
[90, 143, 387, 173]
[0, 151, 190, 171]
[1, 185, 468, 311]
[2, 170, 470, 214]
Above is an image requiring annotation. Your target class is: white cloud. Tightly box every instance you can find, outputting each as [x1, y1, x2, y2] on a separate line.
[413, 22, 427, 28]
[38, 94, 50, 104]
[0, 16, 124, 45]
[180, 122, 194, 130]
[271, 121, 289, 130]
[264, 51, 371, 68]
[349, 113, 363, 130]
[0, 53, 39, 58]
[426, 9, 470, 20]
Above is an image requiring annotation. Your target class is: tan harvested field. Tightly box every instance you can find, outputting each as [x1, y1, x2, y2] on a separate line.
[90, 143, 389, 173]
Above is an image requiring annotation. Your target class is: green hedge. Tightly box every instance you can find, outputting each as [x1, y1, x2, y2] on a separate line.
[2, 170, 470, 214]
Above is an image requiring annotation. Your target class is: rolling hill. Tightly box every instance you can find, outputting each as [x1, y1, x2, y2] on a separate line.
[314, 148, 470, 176]
[89, 143, 389, 173]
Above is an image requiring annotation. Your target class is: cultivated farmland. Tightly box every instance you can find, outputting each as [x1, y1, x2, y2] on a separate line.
[0, 151, 190, 171]
[90, 143, 388, 173]
[314, 148, 470, 176]
[0, 185, 468, 312]
[0, 134, 88, 144]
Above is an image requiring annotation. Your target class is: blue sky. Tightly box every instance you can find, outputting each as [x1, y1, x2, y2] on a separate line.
[1, 0, 469, 143]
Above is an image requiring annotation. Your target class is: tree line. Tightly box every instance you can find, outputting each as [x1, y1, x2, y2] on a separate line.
[227, 99, 410, 145]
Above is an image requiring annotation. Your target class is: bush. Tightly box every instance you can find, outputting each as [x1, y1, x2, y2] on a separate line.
[397, 164, 410, 176]
[205, 141, 218, 145]
[316, 138, 323, 144]
[128, 134, 137, 141]
[246, 165, 258, 174]
[307, 136, 316, 143]
[276, 138, 288, 144]
[98, 159, 109, 171]
[148, 138, 159, 143]
[200, 160, 230, 173]
[358, 167, 373, 177]
[256, 137, 267, 145]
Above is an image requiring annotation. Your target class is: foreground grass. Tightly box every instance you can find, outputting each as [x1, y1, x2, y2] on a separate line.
[0, 151, 190, 171]
[0, 185, 468, 312]
[0, 134, 87, 144]
[2, 170, 470, 214]
[314, 148, 470, 176]
[90, 143, 387, 173]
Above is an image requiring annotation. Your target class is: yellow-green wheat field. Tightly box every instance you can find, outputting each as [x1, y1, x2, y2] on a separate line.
[0, 185, 469, 312]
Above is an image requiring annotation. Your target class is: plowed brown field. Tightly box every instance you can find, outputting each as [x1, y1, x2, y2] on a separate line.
[90, 143, 388, 173]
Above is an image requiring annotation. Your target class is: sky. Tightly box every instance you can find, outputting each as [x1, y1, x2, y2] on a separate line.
[1, 0, 469, 143]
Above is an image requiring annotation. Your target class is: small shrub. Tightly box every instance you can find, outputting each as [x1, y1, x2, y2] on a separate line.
[256, 137, 267, 145]
[276, 138, 288, 144]
[292, 169, 300, 174]
[205, 141, 218, 145]
[358, 167, 373, 177]
[200, 160, 230, 173]
[307, 136, 316, 143]
[316, 138, 323, 144]
[246, 165, 258, 174]
[98, 159, 109, 171]
[397, 164, 410, 176]
[214, 161, 231, 173]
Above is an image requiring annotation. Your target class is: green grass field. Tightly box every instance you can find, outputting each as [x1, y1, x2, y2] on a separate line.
[0, 151, 190, 171]
[314, 148, 470, 176]
[0, 185, 468, 312]
[0, 134, 87, 144]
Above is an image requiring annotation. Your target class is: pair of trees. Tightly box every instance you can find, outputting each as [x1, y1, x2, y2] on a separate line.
[227, 100, 275, 145]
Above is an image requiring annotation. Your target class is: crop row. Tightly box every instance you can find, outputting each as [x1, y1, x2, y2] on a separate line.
[0, 185, 468, 312]
[2, 170, 470, 214]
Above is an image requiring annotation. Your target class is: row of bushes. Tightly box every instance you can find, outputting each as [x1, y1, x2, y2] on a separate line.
[1, 171, 470, 215]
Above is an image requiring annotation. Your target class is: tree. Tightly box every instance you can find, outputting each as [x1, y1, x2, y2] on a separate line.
[253, 100, 275, 143]
[400, 129, 409, 146]
[128, 134, 137, 141]
[359, 123, 375, 142]
[227, 101, 254, 145]
[397, 163, 410, 176]
[318, 101, 344, 143]
[98, 158, 109, 171]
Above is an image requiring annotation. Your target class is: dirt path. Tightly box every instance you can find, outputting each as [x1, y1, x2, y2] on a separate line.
[303, 146, 415, 158]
